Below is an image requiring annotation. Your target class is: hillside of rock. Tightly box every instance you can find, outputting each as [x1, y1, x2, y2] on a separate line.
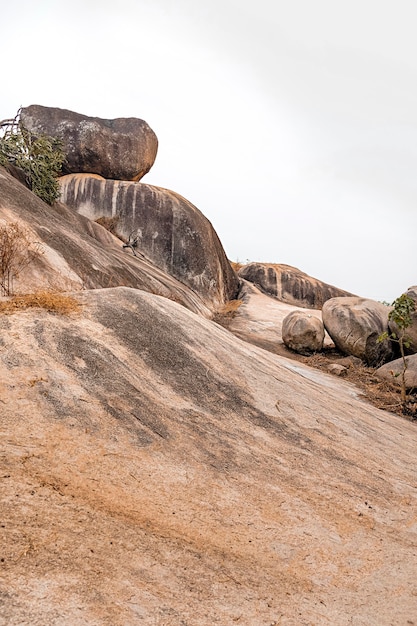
[59, 173, 238, 307]
[1, 106, 417, 625]
[1, 286, 417, 625]
[0, 166, 216, 316]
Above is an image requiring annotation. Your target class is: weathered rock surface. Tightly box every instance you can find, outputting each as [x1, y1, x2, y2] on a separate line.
[282, 309, 325, 354]
[2, 286, 417, 625]
[20, 105, 158, 181]
[327, 363, 348, 376]
[322, 297, 394, 366]
[376, 353, 417, 390]
[389, 286, 417, 354]
[0, 166, 211, 316]
[238, 262, 355, 309]
[225, 280, 334, 355]
[59, 173, 239, 308]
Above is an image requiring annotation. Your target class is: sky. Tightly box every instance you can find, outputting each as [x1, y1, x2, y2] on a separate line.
[1, 0, 416, 302]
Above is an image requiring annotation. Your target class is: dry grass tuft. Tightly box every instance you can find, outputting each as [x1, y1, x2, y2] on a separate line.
[213, 299, 243, 328]
[0, 290, 81, 315]
[230, 261, 244, 273]
[95, 216, 120, 237]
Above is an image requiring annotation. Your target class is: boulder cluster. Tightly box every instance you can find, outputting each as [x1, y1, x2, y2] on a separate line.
[19, 105, 239, 309]
[280, 287, 417, 388]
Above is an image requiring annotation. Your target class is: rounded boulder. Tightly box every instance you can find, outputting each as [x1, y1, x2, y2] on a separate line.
[282, 310, 325, 355]
[20, 105, 158, 182]
[322, 297, 394, 366]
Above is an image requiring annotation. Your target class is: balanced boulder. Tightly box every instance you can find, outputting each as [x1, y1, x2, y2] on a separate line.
[322, 297, 394, 366]
[282, 310, 325, 355]
[59, 173, 239, 308]
[20, 105, 158, 181]
[238, 263, 355, 309]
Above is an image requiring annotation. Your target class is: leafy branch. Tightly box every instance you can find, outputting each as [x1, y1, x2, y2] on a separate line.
[378, 294, 416, 409]
[0, 110, 65, 205]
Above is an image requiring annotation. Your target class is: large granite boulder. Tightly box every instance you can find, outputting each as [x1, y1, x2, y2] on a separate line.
[0, 165, 213, 316]
[20, 105, 158, 181]
[322, 297, 394, 366]
[376, 353, 417, 390]
[238, 263, 355, 309]
[388, 287, 417, 354]
[59, 173, 239, 307]
[282, 310, 325, 355]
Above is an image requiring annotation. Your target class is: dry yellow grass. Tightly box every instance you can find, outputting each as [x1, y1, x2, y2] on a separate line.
[230, 261, 243, 273]
[0, 290, 81, 315]
[212, 299, 243, 327]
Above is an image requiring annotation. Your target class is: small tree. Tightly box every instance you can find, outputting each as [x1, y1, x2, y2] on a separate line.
[0, 110, 65, 205]
[378, 294, 416, 409]
[0, 222, 42, 296]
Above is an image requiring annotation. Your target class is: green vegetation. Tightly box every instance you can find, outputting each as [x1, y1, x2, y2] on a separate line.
[378, 294, 416, 409]
[0, 111, 65, 205]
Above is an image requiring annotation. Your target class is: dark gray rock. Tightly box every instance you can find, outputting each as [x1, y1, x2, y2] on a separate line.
[322, 297, 394, 366]
[282, 310, 325, 355]
[20, 105, 158, 181]
[0, 165, 212, 316]
[238, 263, 355, 309]
[59, 173, 239, 308]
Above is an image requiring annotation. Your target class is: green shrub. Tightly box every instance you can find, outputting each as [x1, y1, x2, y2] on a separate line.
[378, 293, 416, 410]
[0, 112, 65, 205]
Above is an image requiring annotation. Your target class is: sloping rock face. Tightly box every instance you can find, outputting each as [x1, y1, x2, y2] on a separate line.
[0, 166, 211, 316]
[376, 353, 417, 389]
[225, 280, 334, 356]
[59, 173, 239, 307]
[282, 309, 325, 354]
[1, 287, 417, 625]
[322, 297, 394, 365]
[389, 286, 417, 354]
[20, 105, 158, 181]
[239, 262, 355, 309]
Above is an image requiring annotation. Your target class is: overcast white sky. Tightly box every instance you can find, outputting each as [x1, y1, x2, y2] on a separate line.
[1, 0, 416, 301]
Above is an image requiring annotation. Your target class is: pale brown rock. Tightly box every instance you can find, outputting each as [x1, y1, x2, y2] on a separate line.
[226, 280, 334, 355]
[337, 355, 363, 368]
[59, 173, 239, 308]
[327, 363, 348, 376]
[322, 296, 394, 366]
[375, 353, 417, 389]
[282, 309, 325, 354]
[20, 104, 158, 181]
[1, 287, 417, 625]
[238, 262, 355, 309]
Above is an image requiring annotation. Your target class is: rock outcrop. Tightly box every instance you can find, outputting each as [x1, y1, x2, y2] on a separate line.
[322, 297, 394, 365]
[375, 353, 417, 389]
[0, 166, 212, 316]
[389, 286, 417, 354]
[20, 105, 158, 181]
[281, 310, 325, 354]
[238, 262, 355, 309]
[2, 286, 417, 625]
[59, 173, 239, 308]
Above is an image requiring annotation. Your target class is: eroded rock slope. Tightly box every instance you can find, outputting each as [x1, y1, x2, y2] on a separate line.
[1, 287, 417, 625]
[0, 166, 213, 315]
